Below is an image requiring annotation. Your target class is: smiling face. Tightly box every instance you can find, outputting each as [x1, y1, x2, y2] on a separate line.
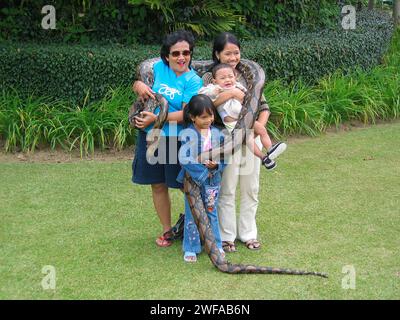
[166, 41, 191, 76]
[213, 67, 236, 89]
[216, 43, 241, 69]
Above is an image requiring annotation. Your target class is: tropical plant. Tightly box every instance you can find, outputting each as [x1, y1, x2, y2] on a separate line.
[0, 87, 136, 155]
[127, 0, 244, 37]
[1, 9, 392, 102]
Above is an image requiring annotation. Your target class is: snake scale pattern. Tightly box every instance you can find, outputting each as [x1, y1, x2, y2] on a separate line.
[133, 57, 328, 278]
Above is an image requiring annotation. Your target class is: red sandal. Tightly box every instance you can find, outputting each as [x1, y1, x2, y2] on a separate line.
[156, 235, 172, 247]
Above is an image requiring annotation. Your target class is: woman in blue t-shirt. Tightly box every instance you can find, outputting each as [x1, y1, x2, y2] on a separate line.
[132, 30, 203, 247]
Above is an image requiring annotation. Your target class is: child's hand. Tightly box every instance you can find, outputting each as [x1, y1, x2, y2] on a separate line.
[204, 160, 218, 169]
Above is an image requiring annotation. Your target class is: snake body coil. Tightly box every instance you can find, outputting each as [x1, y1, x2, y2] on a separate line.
[133, 58, 327, 278]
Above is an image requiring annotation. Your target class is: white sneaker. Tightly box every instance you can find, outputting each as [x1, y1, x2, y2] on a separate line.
[262, 156, 276, 170]
[267, 142, 287, 160]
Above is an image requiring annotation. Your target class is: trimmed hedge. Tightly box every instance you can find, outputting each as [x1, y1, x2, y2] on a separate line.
[1, 28, 399, 153]
[0, 43, 160, 102]
[242, 10, 394, 83]
[0, 9, 393, 102]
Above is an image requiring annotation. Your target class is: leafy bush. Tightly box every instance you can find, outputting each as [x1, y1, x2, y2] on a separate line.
[0, 9, 393, 102]
[1, 0, 341, 44]
[0, 0, 156, 44]
[127, 0, 244, 37]
[266, 27, 400, 139]
[243, 9, 394, 84]
[1, 28, 399, 154]
[0, 87, 136, 154]
[0, 43, 159, 102]
[228, 0, 339, 38]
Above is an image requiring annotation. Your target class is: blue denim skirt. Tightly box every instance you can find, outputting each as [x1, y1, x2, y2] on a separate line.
[132, 130, 183, 189]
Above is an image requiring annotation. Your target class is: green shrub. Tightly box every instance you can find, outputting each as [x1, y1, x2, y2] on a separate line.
[0, 10, 393, 102]
[229, 0, 339, 38]
[1, 28, 399, 153]
[243, 9, 394, 84]
[266, 27, 400, 139]
[1, 1, 340, 44]
[0, 87, 137, 155]
[0, 43, 160, 102]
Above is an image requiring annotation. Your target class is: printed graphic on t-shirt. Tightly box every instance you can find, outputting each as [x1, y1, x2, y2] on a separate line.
[158, 84, 182, 100]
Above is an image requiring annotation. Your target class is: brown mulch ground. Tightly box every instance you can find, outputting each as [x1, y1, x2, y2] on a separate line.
[0, 147, 134, 163]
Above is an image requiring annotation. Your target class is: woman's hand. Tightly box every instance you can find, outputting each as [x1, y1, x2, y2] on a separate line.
[231, 88, 245, 104]
[213, 88, 244, 107]
[214, 86, 224, 95]
[132, 81, 156, 102]
[204, 160, 218, 170]
[134, 111, 157, 129]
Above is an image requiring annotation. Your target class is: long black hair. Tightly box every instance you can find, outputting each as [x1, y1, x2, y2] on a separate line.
[160, 30, 195, 67]
[212, 32, 241, 65]
[183, 94, 216, 126]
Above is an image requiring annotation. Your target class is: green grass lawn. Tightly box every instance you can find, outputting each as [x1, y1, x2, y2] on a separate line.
[1, 122, 399, 299]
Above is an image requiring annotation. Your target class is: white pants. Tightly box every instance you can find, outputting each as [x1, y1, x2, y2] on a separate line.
[218, 137, 261, 243]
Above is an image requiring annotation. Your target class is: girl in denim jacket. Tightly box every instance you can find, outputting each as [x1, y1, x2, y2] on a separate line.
[177, 94, 226, 263]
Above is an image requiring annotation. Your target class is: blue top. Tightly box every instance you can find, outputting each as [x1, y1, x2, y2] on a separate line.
[144, 60, 203, 136]
[177, 124, 226, 187]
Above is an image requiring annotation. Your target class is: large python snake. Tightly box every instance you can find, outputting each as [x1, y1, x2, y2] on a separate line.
[132, 58, 328, 278]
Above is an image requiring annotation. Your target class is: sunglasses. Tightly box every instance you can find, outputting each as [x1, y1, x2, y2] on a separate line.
[169, 50, 191, 57]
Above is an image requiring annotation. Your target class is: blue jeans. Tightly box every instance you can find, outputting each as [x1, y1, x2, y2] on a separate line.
[182, 183, 223, 253]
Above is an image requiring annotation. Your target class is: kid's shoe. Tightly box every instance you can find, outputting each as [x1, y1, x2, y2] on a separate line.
[262, 156, 276, 170]
[267, 142, 287, 160]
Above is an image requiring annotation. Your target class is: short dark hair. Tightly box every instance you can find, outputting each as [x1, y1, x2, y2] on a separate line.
[183, 94, 215, 125]
[160, 30, 195, 67]
[212, 32, 241, 65]
[211, 63, 235, 79]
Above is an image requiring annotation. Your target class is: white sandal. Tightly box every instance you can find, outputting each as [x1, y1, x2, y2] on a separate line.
[184, 252, 197, 263]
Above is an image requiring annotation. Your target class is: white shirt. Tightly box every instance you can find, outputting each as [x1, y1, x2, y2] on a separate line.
[199, 82, 247, 121]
